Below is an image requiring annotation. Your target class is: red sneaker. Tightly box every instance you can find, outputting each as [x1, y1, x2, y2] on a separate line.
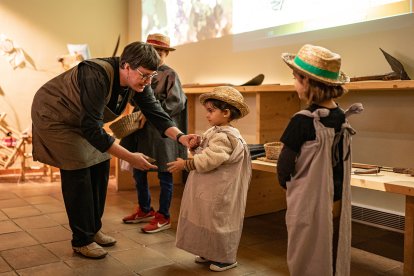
[122, 207, 155, 224]
[141, 212, 171, 233]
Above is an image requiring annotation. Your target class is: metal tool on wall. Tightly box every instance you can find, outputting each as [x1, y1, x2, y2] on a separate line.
[350, 48, 411, 82]
[182, 74, 265, 88]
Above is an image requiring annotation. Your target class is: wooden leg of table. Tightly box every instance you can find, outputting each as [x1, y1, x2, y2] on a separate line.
[48, 166, 53, 182]
[187, 95, 196, 134]
[404, 195, 414, 275]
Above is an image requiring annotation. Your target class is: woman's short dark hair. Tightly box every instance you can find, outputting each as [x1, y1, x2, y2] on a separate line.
[204, 99, 242, 120]
[120, 42, 159, 71]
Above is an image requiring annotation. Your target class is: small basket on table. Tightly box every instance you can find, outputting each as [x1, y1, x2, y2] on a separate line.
[264, 142, 283, 161]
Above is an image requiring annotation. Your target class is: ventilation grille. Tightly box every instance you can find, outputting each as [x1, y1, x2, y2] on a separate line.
[351, 205, 404, 233]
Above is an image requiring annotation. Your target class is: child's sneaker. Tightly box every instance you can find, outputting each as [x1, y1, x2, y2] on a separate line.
[195, 256, 209, 263]
[209, 261, 238, 272]
[141, 212, 171, 233]
[122, 207, 155, 224]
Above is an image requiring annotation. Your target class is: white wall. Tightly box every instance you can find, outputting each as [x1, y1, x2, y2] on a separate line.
[162, 12, 414, 215]
[1, 0, 413, 214]
[164, 13, 414, 166]
[0, 0, 129, 132]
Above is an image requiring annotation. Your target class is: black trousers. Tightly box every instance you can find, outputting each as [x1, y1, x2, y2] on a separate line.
[60, 160, 110, 247]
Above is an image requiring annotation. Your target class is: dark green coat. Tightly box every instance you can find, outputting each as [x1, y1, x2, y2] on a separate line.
[31, 58, 175, 170]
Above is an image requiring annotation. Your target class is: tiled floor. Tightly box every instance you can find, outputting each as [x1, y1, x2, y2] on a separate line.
[0, 173, 405, 275]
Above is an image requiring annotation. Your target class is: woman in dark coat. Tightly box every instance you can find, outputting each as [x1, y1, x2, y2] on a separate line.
[31, 42, 195, 259]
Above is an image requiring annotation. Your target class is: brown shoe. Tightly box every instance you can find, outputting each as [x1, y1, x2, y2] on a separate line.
[73, 242, 107, 259]
[94, 231, 116, 247]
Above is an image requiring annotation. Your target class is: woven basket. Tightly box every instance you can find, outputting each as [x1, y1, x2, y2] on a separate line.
[264, 142, 283, 160]
[109, 111, 146, 139]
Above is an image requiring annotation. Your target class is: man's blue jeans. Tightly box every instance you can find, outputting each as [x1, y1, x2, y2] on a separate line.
[133, 169, 173, 218]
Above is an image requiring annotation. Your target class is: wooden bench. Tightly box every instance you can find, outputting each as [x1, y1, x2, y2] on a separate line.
[251, 159, 414, 276]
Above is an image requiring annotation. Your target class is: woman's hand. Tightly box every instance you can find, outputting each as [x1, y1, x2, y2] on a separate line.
[188, 135, 201, 150]
[167, 158, 185, 173]
[179, 134, 201, 148]
[129, 153, 158, 171]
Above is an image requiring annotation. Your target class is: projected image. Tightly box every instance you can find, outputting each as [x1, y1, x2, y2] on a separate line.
[142, 0, 411, 47]
[142, 0, 232, 46]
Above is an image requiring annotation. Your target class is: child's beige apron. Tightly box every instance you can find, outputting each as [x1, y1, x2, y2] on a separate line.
[286, 103, 363, 276]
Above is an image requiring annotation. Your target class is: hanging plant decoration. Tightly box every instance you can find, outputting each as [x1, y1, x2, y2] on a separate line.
[0, 34, 36, 70]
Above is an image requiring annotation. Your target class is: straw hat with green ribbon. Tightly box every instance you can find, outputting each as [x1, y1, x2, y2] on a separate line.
[199, 86, 249, 118]
[281, 44, 349, 85]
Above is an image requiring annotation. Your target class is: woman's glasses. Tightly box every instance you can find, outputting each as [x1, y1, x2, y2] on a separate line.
[135, 67, 158, 81]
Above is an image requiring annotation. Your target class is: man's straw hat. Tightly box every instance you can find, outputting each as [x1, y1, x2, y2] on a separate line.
[281, 44, 349, 85]
[199, 86, 250, 118]
[146, 33, 175, 51]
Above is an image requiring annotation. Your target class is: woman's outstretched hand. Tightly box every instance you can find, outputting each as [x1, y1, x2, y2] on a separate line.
[129, 152, 158, 171]
[178, 134, 201, 148]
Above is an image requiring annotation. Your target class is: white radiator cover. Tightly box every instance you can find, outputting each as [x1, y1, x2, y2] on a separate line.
[351, 205, 404, 233]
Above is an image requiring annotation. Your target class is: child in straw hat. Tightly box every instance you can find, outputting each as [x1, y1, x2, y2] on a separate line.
[167, 86, 252, 272]
[121, 33, 188, 233]
[278, 44, 363, 276]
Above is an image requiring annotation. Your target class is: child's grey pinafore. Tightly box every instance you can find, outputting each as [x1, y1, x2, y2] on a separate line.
[286, 103, 363, 276]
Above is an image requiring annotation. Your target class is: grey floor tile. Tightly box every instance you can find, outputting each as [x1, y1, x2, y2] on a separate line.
[0, 175, 406, 276]
[43, 240, 75, 260]
[46, 211, 69, 225]
[0, 211, 7, 221]
[120, 228, 175, 246]
[1, 205, 41, 219]
[1, 244, 60, 270]
[72, 256, 135, 276]
[0, 232, 38, 251]
[94, 232, 142, 253]
[33, 202, 65, 214]
[20, 195, 62, 205]
[13, 214, 60, 230]
[32, 203, 65, 214]
[104, 195, 135, 207]
[63, 254, 106, 269]
[139, 263, 202, 276]
[0, 193, 18, 201]
[110, 246, 174, 273]
[16, 262, 76, 276]
[0, 198, 29, 209]
[0, 257, 12, 273]
[26, 225, 72, 243]
[0, 221, 22, 235]
[0, 271, 18, 276]
[148, 240, 194, 264]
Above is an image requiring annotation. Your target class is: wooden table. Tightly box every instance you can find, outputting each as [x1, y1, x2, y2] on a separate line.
[251, 159, 414, 276]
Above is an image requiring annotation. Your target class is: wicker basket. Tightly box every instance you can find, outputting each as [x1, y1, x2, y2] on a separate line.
[109, 111, 146, 139]
[264, 142, 283, 160]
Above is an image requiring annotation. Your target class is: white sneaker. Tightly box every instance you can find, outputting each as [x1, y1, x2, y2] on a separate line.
[209, 261, 238, 272]
[195, 256, 209, 263]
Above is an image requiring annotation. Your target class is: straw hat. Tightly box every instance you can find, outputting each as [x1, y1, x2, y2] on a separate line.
[281, 44, 349, 85]
[146, 33, 175, 51]
[199, 86, 250, 118]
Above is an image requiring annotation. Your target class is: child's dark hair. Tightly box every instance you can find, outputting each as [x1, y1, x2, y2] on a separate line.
[204, 99, 241, 120]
